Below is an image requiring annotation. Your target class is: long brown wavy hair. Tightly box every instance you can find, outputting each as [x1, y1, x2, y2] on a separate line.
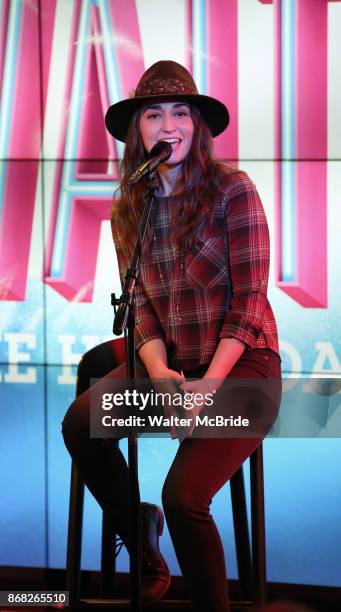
[111, 104, 235, 251]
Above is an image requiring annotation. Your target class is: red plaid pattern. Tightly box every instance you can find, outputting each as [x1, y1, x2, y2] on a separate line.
[112, 171, 279, 370]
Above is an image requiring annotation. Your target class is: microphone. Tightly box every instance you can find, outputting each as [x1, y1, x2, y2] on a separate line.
[127, 141, 173, 186]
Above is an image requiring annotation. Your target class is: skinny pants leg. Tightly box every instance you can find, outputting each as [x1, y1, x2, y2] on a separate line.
[162, 350, 281, 612]
[162, 437, 261, 611]
[62, 341, 148, 546]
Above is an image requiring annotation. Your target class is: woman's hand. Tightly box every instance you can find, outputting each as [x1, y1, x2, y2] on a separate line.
[148, 364, 185, 382]
[149, 366, 185, 440]
[139, 340, 187, 439]
[180, 377, 224, 437]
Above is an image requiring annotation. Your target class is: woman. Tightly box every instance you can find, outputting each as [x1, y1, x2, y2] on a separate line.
[63, 60, 281, 611]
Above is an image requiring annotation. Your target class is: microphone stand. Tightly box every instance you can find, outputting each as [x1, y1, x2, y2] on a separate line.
[111, 174, 159, 612]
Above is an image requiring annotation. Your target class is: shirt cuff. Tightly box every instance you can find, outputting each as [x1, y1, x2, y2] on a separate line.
[135, 317, 164, 351]
[219, 319, 261, 348]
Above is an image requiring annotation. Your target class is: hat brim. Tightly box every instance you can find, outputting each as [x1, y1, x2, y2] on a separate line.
[105, 93, 229, 142]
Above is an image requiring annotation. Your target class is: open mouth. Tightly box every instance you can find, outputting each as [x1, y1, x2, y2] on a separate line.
[159, 138, 182, 148]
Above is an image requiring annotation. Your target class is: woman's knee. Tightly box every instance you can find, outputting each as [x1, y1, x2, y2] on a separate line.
[61, 393, 90, 449]
[76, 341, 119, 395]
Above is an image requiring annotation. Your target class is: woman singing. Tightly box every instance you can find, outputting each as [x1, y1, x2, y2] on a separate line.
[63, 60, 281, 611]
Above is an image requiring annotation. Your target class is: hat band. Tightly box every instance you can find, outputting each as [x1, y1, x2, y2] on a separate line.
[135, 77, 197, 97]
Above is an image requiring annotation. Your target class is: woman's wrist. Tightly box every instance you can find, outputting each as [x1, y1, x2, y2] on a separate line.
[138, 339, 168, 377]
[147, 362, 168, 378]
[204, 338, 246, 381]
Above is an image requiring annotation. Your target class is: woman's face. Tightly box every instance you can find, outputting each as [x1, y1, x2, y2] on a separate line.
[139, 101, 194, 170]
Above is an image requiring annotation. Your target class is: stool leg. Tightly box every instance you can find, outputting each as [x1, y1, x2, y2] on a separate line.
[250, 444, 266, 605]
[230, 466, 253, 601]
[101, 511, 116, 598]
[66, 461, 85, 606]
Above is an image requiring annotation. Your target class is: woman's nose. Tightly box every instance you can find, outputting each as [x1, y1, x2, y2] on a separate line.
[161, 113, 176, 132]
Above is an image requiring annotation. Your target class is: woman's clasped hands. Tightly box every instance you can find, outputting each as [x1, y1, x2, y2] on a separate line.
[179, 377, 222, 437]
[149, 365, 185, 440]
[149, 364, 224, 440]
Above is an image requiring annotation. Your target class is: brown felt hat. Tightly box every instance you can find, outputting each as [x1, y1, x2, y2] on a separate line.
[105, 60, 229, 142]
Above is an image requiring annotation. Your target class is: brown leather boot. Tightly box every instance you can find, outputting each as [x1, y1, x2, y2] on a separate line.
[140, 502, 171, 607]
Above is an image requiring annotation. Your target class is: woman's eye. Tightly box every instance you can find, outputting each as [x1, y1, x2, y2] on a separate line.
[147, 113, 160, 119]
[175, 111, 188, 117]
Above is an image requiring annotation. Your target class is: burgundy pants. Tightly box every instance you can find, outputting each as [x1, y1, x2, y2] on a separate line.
[62, 342, 281, 612]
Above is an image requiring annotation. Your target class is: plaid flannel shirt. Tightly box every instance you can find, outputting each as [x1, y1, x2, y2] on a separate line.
[112, 170, 279, 370]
